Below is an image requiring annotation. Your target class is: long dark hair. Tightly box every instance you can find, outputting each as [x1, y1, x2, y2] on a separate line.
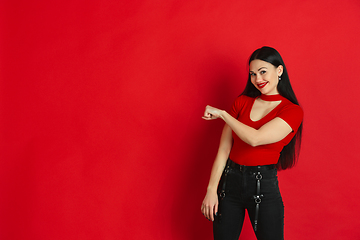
[241, 46, 303, 170]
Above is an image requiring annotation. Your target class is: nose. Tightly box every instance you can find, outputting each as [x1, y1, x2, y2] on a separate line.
[255, 74, 263, 82]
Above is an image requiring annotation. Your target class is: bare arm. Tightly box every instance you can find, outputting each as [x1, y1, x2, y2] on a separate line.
[201, 124, 232, 221]
[202, 105, 293, 147]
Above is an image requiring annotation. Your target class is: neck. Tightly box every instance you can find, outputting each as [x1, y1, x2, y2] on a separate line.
[259, 94, 283, 101]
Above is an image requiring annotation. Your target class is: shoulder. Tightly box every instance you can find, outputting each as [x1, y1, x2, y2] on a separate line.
[279, 99, 303, 117]
[277, 99, 303, 131]
[229, 95, 256, 117]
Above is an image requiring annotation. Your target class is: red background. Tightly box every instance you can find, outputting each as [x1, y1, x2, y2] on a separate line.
[1, 0, 360, 239]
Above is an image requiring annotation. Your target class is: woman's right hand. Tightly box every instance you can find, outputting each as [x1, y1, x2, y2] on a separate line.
[201, 189, 218, 221]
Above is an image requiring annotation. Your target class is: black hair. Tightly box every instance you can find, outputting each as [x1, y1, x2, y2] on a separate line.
[241, 46, 303, 170]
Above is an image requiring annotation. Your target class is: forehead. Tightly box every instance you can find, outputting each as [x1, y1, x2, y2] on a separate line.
[249, 59, 273, 71]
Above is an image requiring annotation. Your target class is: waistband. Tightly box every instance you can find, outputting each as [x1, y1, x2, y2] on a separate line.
[227, 159, 276, 172]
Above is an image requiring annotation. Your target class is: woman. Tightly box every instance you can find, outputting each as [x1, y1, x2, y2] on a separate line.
[201, 46, 303, 240]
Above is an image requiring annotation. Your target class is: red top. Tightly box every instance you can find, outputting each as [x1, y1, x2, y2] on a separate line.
[228, 95, 303, 166]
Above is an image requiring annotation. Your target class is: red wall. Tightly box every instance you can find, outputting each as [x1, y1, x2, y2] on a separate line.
[1, 0, 360, 239]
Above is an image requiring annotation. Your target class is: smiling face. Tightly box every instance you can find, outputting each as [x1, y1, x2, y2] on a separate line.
[249, 59, 283, 95]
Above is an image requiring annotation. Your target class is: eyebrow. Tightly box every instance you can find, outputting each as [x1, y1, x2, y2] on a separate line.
[249, 67, 267, 72]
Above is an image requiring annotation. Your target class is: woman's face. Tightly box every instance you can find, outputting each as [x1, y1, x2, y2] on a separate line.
[249, 59, 283, 95]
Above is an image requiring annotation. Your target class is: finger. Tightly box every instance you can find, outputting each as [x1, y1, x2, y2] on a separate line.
[204, 112, 212, 118]
[202, 112, 216, 120]
[204, 107, 214, 116]
[204, 205, 208, 219]
[205, 207, 210, 221]
[214, 202, 218, 217]
[209, 205, 214, 221]
[201, 204, 206, 216]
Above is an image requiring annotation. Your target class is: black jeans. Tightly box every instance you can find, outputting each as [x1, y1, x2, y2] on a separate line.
[213, 159, 284, 240]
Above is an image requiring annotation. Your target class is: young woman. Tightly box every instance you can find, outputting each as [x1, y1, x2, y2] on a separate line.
[200, 46, 303, 240]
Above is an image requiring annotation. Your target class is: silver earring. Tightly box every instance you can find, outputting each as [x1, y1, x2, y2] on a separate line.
[278, 76, 281, 81]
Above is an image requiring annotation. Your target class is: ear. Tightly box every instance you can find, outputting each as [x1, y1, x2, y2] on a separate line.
[277, 65, 284, 77]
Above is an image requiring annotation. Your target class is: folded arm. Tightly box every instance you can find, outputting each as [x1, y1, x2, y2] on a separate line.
[203, 105, 292, 147]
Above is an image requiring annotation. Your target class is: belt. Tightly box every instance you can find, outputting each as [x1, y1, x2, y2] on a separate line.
[227, 159, 275, 172]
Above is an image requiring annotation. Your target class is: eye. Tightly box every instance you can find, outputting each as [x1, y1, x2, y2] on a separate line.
[260, 70, 266, 74]
[249, 72, 256, 76]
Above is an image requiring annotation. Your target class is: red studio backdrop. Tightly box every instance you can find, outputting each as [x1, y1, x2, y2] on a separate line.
[1, 0, 360, 239]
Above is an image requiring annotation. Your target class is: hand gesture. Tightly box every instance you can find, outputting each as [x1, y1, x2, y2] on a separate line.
[201, 190, 218, 221]
[202, 105, 223, 120]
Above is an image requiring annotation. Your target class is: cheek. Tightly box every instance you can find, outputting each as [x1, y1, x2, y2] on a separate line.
[250, 78, 257, 87]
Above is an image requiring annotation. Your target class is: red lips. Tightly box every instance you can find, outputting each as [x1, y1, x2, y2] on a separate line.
[257, 82, 268, 89]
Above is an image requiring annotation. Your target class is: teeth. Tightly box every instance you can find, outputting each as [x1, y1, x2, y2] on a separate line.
[257, 82, 268, 88]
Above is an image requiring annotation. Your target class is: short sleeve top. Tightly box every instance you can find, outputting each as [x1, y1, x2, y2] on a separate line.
[228, 95, 303, 166]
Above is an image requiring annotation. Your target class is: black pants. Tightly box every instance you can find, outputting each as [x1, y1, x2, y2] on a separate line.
[213, 159, 284, 240]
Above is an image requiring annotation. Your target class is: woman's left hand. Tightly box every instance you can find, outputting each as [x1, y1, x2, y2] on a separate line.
[202, 105, 223, 120]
